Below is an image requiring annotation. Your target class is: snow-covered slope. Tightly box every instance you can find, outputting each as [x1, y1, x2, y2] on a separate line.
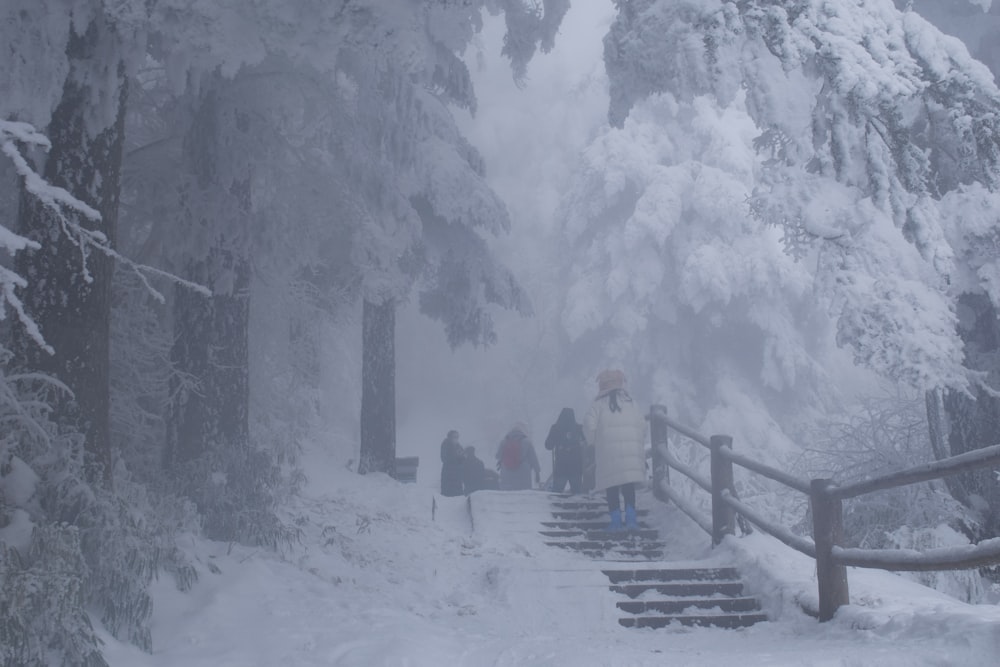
[98, 446, 1000, 666]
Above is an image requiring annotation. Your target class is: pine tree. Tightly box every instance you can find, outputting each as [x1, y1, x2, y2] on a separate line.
[600, 0, 1000, 533]
[11, 13, 128, 488]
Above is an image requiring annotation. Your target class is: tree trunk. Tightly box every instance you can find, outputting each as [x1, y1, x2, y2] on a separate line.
[166, 81, 252, 472]
[939, 293, 1000, 537]
[360, 298, 396, 475]
[925, 388, 970, 507]
[12, 17, 127, 487]
[289, 307, 322, 389]
[167, 249, 250, 468]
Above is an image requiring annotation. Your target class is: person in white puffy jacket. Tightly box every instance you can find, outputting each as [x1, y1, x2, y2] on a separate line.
[583, 369, 647, 531]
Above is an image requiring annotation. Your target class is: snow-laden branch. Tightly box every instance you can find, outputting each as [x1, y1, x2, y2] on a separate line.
[0, 121, 101, 222]
[0, 120, 211, 352]
[0, 266, 52, 354]
[0, 350, 71, 446]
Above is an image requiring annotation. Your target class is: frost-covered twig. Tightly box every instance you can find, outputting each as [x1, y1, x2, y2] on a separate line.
[0, 350, 71, 446]
[0, 119, 211, 350]
[0, 121, 101, 221]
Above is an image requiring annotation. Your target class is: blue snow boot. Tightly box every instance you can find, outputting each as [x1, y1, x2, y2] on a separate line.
[624, 505, 639, 531]
[607, 509, 624, 532]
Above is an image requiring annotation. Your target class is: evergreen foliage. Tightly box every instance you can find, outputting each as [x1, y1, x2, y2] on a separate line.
[0, 525, 108, 667]
[603, 0, 1000, 392]
[170, 441, 300, 550]
[2, 3, 570, 663]
[0, 347, 157, 665]
[563, 0, 1000, 577]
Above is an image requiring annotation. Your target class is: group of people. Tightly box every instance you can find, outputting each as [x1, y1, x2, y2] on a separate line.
[439, 368, 647, 532]
[439, 430, 500, 496]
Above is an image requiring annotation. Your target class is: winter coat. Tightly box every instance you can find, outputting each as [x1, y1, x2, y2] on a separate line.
[496, 428, 540, 491]
[440, 436, 465, 497]
[545, 408, 584, 477]
[462, 450, 489, 493]
[583, 389, 647, 491]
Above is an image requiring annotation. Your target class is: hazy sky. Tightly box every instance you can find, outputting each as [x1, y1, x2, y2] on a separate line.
[395, 2, 616, 479]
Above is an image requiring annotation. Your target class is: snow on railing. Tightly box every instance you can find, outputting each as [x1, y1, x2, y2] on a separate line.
[647, 404, 1000, 622]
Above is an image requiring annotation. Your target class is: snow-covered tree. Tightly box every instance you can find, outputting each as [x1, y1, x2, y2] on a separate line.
[594, 0, 1000, 534]
[558, 84, 836, 474]
[321, 1, 562, 475]
[901, 0, 1000, 548]
[1, 2, 573, 662]
[899, 0, 1000, 80]
[7, 5, 131, 489]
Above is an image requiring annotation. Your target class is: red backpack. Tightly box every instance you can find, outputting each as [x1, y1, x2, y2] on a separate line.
[500, 434, 522, 470]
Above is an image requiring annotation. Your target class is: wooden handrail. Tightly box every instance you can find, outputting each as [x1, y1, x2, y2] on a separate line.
[661, 445, 711, 494]
[657, 477, 713, 535]
[721, 491, 816, 558]
[833, 537, 1000, 571]
[718, 446, 812, 495]
[829, 443, 1000, 500]
[647, 404, 1000, 622]
[649, 405, 711, 447]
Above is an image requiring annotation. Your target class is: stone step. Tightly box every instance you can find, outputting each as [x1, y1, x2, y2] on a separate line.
[549, 500, 608, 509]
[581, 549, 665, 560]
[602, 567, 740, 583]
[539, 530, 583, 538]
[551, 509, 650, 520]
[618, 612, 768, 629]
[541, 520, 650, 531]
[586, 529, 657, 540]
[610, 580, 745, 598]
[616, 596, 761, 615]
[540, 529, 659, 540]
[545, 540, 667, 552]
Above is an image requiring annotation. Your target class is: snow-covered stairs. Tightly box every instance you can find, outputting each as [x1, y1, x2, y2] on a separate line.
[604, 566, 767, 628]
[540, 497, 665, 559]
[541, 494, 767, 630]
[465, 490, 767, 631]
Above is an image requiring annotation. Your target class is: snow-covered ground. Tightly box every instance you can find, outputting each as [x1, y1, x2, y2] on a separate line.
[98, 442, 1000, 666]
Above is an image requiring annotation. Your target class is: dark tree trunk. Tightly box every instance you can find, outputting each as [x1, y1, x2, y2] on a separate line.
[359, 298, 396, 475]
[290, 309, 321, 389]
[936, 293, 1000, 537]
[165, 82, 251, 471]
[167, 249, 250, 467]
[11, 17, 127, 487]
[925, 389, 970, 508]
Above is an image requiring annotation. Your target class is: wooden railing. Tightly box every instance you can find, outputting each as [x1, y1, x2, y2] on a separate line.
[648, 404, 1000, 621]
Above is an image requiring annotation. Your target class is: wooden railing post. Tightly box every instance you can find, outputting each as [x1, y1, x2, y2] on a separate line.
[810, 478, 849, 621]
[650, 405, 669, 503]
[710, 435, 735, 545]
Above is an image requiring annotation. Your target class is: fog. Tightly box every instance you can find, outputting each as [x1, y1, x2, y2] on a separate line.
[396, 2, 616, 482]
[9, 4, 1000, 665]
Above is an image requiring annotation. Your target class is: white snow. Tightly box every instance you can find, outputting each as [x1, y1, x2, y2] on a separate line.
[0, 508, 34, 557]
[97, 439, 1000, 667]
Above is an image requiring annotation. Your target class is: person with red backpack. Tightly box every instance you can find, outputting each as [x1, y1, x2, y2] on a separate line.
[495, 423, 540, 491]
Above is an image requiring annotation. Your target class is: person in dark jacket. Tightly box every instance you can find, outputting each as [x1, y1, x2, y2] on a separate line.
[461, 446, 489, 493]
[440, 430, 465, 496]
[545, 407, 585, 494]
